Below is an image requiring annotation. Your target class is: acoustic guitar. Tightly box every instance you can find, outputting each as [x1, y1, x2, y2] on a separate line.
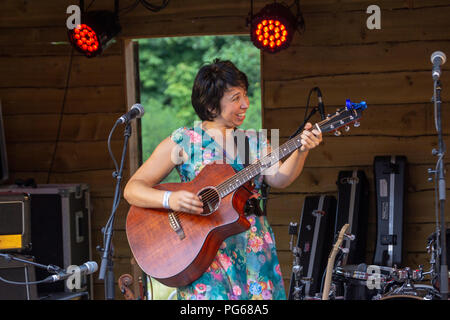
[126, 101, 367, 287]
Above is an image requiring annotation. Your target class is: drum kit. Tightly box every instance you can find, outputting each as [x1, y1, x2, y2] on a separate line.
[289, 224, 449, 301]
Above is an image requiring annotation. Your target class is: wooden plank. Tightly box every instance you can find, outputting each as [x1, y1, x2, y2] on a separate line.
[65, 86, 125, 114]
[284, 135, 448, 167]
[269, 164, 449, 194]
[6, 142, 54, 171]
[52, 140, 127, 171]
[4, 114, 59, 142]
[292, 6, 450, 46]
[5, 170, 130, 199]
[267, 190, 450, 226]
[6, 140, 125, 172]
[49, 169, 130, 198]
[0, 26, 68, 45]
[0, 40, 122, 57]
[4, 113, 123, 143]
[0, 86, 124, 115]
[264, 103, 449, 138]
[0, 56, 70, 88]
[0, 88, 65, 115]
[91, 197, 129, 230]
[263, 41, 450, 81]
[59, 113, 124, 141]
[5, 171, 50, 185]
[69, 54, 124, 87]
[263, 71, 450, 109]
[0, 54, 121, 89]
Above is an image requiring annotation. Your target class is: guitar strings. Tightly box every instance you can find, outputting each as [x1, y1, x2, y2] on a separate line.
[172, 136, 304, 219]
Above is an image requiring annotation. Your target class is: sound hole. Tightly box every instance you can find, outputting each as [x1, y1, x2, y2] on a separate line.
[198, 187, 220, 216]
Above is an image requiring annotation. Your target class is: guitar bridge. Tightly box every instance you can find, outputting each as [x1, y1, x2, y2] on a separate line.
[168, 211, 185, 240]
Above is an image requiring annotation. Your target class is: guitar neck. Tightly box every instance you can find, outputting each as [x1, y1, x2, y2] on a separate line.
[217, 131, 304, 197]
[217, 105, 365, 197]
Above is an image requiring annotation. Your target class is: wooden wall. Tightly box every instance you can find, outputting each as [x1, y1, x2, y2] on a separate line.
[1, 0, 449, 299]
[0, 0, 131, 299]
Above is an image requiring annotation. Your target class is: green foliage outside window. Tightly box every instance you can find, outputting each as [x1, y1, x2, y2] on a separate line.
[138, 35, 262, 184]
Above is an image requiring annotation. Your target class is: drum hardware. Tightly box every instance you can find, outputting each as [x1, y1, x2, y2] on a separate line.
[288, 222, 311, 300]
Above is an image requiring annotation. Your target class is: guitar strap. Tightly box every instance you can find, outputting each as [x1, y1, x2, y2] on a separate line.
[233, 129, 250, 167]
[233, 129, 265, 217]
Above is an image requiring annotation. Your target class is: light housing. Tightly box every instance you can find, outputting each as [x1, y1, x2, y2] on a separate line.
[250, 3, 297, 54]
[67, 10, 121, 58]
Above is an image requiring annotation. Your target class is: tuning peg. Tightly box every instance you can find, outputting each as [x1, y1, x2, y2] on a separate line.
[339, 247, 349, 254]
[344, 125, 350, 132]
[353, 121, 360, 127]
[344, 233, 355, 241]
[334, 130, 342, 136]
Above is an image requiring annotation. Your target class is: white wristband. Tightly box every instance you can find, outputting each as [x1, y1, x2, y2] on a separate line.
[163, 191, 172, 209]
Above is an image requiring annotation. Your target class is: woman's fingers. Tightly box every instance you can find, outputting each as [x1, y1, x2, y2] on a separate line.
[300, 127, 322, 151]
[178, 191, 203, 214]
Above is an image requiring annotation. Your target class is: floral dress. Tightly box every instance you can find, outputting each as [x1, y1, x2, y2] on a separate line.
[168, 123, 286, 300]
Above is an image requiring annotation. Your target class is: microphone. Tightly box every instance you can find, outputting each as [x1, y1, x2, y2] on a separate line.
[431, 51, 446, 81]
[118, 103, 145, 124]
[44, 261, 98, 283]
[314, 87, 326, 120]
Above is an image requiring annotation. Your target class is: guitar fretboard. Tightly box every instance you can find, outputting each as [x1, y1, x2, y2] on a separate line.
[217, 132, 304, 197]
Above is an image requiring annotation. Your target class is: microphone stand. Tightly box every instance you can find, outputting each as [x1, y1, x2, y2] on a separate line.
[0, 253, 63, 276]
[98, 121, 132, 300]
[431, 79, 448, 300]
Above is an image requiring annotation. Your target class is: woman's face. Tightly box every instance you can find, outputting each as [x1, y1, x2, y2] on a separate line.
[214, 86, 249, 128]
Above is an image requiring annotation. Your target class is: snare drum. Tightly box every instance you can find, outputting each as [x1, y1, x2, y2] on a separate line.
[379, 284, 440, 300]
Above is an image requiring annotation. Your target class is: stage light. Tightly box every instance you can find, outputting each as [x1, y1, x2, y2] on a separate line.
[249, 2, 303, 54]
[68, 10, 121, 58]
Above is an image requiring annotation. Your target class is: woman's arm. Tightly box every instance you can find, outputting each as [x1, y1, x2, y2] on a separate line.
[263, 122, 322, 189]
[123, 137, 204, 214]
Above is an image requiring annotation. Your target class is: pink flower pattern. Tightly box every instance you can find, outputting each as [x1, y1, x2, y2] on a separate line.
[171, 126, 286, 300]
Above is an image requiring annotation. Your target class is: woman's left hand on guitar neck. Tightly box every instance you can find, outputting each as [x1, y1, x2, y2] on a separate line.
[263, 122, 322, 189]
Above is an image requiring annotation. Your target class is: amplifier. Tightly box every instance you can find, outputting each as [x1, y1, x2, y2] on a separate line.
[0, 184, 92, 298]
[0, 193, 32, 252]
[0, 254, 38, 300]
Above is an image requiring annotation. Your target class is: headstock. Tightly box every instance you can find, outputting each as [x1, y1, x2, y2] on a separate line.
[317, 100, 367, 136]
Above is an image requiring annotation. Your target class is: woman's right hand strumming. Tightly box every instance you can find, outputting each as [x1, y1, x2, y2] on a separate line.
[169, 190, 204, 215]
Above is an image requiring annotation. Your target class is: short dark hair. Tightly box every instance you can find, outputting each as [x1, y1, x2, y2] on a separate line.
[191, 59, 249, 121]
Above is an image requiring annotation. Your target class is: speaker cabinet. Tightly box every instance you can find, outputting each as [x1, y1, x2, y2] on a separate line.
[0, 184, 92, 298]
[0, 255, 38, 300]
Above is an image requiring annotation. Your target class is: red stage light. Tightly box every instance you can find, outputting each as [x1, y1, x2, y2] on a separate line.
[250, 3, 298, 54]
[67, 11, 121, 58]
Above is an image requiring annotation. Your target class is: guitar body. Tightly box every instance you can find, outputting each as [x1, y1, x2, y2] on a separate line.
[126, 163, 251, 287]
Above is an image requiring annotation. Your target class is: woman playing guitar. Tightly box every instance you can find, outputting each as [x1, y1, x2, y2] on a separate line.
[123, 59, 322, 300]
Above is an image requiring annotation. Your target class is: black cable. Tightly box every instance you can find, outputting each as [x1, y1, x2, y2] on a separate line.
[119, 0, 140, 15]
[86, 0, 96, 11]
[46, 47, 74, 184]
[0, 275, 50, 286]
[289, 87, 316, 139]
[103, 120, 122, 244]
[139, 0, 170, 12]
[118, 0, 169, 17]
